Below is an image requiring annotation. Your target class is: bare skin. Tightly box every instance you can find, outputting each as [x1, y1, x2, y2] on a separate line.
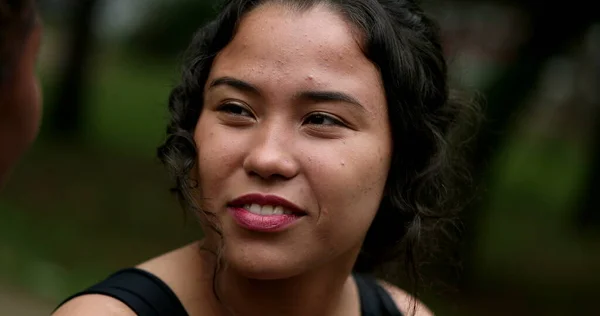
[54, 4, 434, 316]
[0, 16, 42, 187]
[55, 242, 432, 316]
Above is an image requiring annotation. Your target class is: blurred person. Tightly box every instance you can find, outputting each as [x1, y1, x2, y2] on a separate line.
[0, 0, 41, 187]
[55, 0, 478, 315]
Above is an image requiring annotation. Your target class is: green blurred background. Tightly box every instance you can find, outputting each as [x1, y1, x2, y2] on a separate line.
[1, 0, 599, 315]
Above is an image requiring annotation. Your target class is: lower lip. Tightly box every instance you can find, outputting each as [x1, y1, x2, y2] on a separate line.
[228, 207, 302, 232]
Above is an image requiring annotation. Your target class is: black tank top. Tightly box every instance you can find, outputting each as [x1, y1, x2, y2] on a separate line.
[56, 268, 403, 316]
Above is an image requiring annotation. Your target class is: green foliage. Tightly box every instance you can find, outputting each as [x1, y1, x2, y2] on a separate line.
[128, 0, 220, 58]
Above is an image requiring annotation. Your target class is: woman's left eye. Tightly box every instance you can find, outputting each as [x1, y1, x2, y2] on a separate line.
[303, 113, 344, 126]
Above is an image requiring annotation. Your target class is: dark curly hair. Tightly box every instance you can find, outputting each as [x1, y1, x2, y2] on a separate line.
[0, 0, 36, 83]
[157, 0, 479, 302]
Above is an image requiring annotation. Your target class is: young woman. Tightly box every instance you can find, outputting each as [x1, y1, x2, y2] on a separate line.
[0, 0, 42, 187]
[55, 0, 477, 315]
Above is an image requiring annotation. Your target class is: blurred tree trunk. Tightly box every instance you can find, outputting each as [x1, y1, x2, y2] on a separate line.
[579, 118, 600, 227]
[577, 49, 600, 228]
[470, 1, 595, 178]
[48, 0, 101, 136]
[457, 1, 596, 291]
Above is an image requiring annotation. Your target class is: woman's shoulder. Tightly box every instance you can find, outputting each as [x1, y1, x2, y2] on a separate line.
[52, 294, 137, 316]
[377, 280, 435, 316]
[52, 242, 203, 316]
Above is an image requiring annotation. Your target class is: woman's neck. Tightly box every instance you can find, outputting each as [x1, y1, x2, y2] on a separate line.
[199, 244, 361, 316]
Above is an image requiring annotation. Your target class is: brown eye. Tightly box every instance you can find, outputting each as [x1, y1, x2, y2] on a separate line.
[304, 113, 344, 126]
[218, 102, 253, 117]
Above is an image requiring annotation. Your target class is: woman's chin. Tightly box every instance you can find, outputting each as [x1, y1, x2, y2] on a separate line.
[223, 247, 309, 280]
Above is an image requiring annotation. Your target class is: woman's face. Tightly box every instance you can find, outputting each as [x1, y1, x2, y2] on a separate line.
[194, 3, 392, 279]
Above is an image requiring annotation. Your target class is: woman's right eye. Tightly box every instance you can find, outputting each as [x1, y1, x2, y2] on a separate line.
[217, 102, 253, 117]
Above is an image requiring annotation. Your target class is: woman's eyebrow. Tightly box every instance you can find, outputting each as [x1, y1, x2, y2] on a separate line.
[295, 90, 366, 112]
[208, 76, 366, 113]
[208, 76, 261, 95]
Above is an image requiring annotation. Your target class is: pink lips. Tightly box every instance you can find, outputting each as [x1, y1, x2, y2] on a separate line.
[228, 193, 305, 232]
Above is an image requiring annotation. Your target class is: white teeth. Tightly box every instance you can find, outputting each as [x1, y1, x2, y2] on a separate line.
[273, 206, 284, 215]
[249, 204, 262, 214]
[244, 204, 292, 216]
[261, 205, 274, 215]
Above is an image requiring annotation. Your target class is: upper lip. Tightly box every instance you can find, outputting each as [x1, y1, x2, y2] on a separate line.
[228, 193, 306, 214]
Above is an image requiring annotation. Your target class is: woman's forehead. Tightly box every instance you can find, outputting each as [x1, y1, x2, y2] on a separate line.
[227, 4, 361, 65]
[208, 4, 385, 111]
